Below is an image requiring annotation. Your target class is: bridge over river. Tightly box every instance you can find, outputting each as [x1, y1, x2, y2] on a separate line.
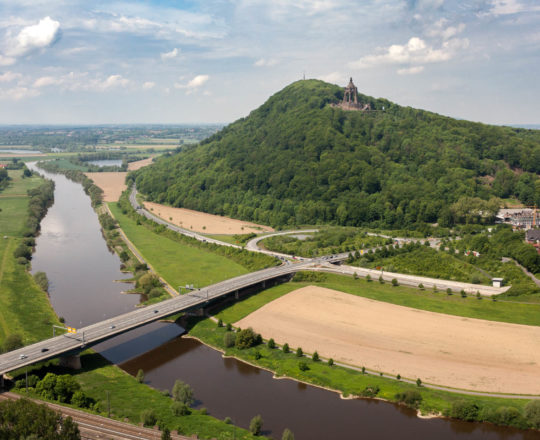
[0, 256, 344, 378]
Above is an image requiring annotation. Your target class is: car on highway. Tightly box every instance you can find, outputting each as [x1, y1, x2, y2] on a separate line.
[110, 325, 116, 329]
[41, 348, 49, 353]
[19, 354, 27, 359]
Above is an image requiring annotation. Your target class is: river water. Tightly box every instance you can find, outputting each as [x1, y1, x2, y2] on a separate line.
[28, 164, 538, 440]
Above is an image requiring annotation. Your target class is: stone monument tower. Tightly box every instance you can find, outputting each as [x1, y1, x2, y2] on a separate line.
[335, 77, 370, 111]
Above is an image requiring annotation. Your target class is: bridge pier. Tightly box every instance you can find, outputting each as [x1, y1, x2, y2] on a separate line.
[59, 355, 82, 370]
[262, 280, 265, 289]
[0, 374, 4, 390]
[235, 290, 239, 300]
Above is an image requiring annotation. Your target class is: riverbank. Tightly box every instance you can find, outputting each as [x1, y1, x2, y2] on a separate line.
[184, 278, 540, 431]
[0, 169, 59, 347]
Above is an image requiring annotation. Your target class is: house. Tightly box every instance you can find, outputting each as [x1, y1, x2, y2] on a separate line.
[526, 229, 540, 253]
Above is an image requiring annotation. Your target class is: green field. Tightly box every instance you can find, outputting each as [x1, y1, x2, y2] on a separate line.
[13, 352, 262, 440]
[109, 202, 249, 289]
[0, 169, 59, 346]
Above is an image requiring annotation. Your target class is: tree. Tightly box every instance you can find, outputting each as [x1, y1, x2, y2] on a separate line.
[136, 369, 145, 383]
[3, 333, 23, 352]
[235, 328, 261, 349]
[416, 378, 422, 387]
[379, 275, 384, 284]
[312, 351, 319, 362]
[172, 380, 194, 406]
[224, 332, 236, 348]
[396, 374, 401, 380]
[171, 401, 191, 416]
[446, 288, 452, 295]
[249, 415, 263, 436]
[525, 400, 540, 429]
[328, 358, 334, 366]
[298, 361, 309, 371]
[296, 347, 303, 357]
[449, 400, 479, 422]
[391, 278, 398, 287]
[283, 343, 290, 353]
[161, 427, 172, 440]
[366, 274, 372, 282]
[217, 318, 223, 327]
[282, 428, 295, 440]
[140, 409, 157, 427]
[267, 338, 275, 349]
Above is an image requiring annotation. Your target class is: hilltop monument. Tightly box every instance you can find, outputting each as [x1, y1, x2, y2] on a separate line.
[337, 77, 371, 111]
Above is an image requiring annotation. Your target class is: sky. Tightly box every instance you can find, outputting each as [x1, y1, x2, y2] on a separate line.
[0, 0, 539, 125]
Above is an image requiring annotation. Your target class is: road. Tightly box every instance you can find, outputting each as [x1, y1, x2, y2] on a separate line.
[0, 392, 190, 439]
[1, 257, 345, 376]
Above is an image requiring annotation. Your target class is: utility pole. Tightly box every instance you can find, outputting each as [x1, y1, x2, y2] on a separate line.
[25, 367, 28, 394]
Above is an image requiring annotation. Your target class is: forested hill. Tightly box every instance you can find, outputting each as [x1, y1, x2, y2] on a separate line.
[133, 79, 540, 230]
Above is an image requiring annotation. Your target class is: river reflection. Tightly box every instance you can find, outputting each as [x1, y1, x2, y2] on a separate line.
[28, 163, 539, 440]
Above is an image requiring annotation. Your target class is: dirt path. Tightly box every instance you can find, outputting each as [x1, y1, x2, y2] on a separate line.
[236, 285, 540, 395]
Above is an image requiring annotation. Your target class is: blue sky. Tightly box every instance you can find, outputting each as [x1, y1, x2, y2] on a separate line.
[0, 0, 539, 125]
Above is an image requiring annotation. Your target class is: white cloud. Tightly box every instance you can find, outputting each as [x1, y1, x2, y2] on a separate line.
[349, 36, 469, 70]
[98, 74, 130, 90]
[142, 81, 155, 90]
[0, 86, 40, 101]
[0, 55, 16, 66]
[0, 71, 21, 83]
[397, 65, 425, 75]
[161, 48, 179, 60]
[33, 76, 64, 88]
[174, 74, 209, 92]
[254, 58, 278, 67]
[6, 16, 61, 58]
[427, 19, 466, 40]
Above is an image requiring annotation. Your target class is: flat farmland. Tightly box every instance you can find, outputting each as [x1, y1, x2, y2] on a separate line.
[235, 285, 540, 395]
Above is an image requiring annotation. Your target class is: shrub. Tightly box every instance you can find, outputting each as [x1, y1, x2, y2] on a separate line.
[224, 332, 236, 348]
[13, 244, 32, 260]
[254, 350, 262, 360]
[312, 351, 319, 362]
[396, 374, 401, 380]
[360, 385, 380, 397]
[416, 378, 422, 387]
[395, 390, 422, 408]
[136, 369, 145, 383]
[72, 391, 93, 409]
[328, 358, 334, 366]
[296, 347, 303, 357]
[250, 415, 263, 436]
[283, 343, 290, 354]
[282, 428, 295, 440]
[141, 409, 157, 427]
[235, 328, 261, 349]
[366, 274, 372, 282]
[217, 318, 223, 327]
[172, 380, 194, 405]
[446, 288, 452, 295]
[460, 290, 467, 298]
[267, 338, 275, 349]
[391, 278, 398, 287]
[298, 361, 309, 371]
[224, 417, 232, 424]
[33, 271, 49, 292]
[3, 333, 23, 352]
[226, 323, 232, 331]
[525, 400, 540, 429]
[148, 288, 162, 299]
[449, 400, 480, 422]
[171, 401, 191, 416]
[378, 275, 384, 284]
[418, 283, 424, 290]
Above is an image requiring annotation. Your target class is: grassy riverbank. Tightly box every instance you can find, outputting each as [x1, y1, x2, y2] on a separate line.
[12, 352, 263, 440]
[0, 170, 59, 347]
[187, 275, 540, 430]
[109, 202, 249, 288]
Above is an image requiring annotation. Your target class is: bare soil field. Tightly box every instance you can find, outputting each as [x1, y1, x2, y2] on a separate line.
[85, 172, 127, 202]
[128, 157, 154, 170]
[235, 286, 540, 394]
[143, 201, 274, 235]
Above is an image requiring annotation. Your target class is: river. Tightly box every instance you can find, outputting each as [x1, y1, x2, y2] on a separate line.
[27, 164, 537, 440]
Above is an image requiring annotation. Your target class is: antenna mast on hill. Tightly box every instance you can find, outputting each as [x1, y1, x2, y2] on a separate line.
[303, 72, 305, 80]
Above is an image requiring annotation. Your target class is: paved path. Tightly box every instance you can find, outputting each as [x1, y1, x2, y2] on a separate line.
[502, 257, 540, 288]
[0, 392, 190, 439]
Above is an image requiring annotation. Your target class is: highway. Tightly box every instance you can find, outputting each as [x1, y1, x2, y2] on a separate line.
[0, 257, 346, 376]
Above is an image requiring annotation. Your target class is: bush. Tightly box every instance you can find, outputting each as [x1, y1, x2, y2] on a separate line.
[379, 275, 384, 284]
[480, 406, 527, 429]
[328, 358, 334, 366]
[446, 288, 452, 295]
[395, 390, 422, 408]
[33, 272, 49, 292]
[148, 287, 163, 299]
[391, 278, 398, 286]
[226, 323, 232, 331]
[224, 332, 236, 348]
[224, 417, 232, 424]
[140, 409, 157, 427]
[461, 289, 467, 298]
[171, 401, 191, 416]
[282, 428, 295, 440]
[312, 351, 319, 362]
[360, 385, 380, 397]
[296, 347, 303, 357]
[136, 369, 145, 383]
[416, 378, 422, 387]
[217, 318, 223, 327]
[172, 380, 194, 405]
[418, 283, 424, 290]
[249, 415, 263, 436]
[283, 343, 290, 354]
[3, 333, 23, 352]
[254, 350, 262, 360]
[298, 361, 309, 371]
[235, 328, 261, 349]
[366, 274, 372, 282]
[449, 400, 479, 422]
[267, 338, 275, 349]
[71, 390, 93, 409]
[13, 244, 32, 260]
[525, 400, 540, 429]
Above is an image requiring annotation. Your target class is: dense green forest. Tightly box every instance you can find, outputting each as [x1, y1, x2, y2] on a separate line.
[133, 80, 540, 229]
